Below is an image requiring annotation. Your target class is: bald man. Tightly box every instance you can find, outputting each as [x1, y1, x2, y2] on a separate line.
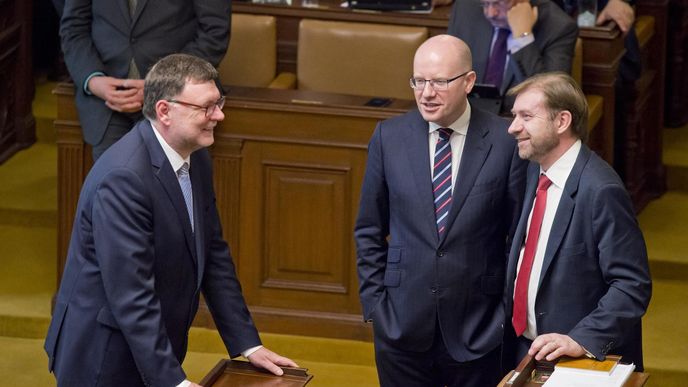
[355, 35, 527, 387]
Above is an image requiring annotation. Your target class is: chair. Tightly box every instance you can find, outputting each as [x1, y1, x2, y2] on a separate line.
[297, 19, 428, 100]
[217, 14, 295, 89]
[572, 37, 604, 134]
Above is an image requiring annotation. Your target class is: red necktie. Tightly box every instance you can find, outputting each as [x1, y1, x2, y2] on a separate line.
[512, 174, 552, 336]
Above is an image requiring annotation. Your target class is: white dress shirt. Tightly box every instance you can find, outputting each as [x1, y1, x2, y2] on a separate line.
[515, 140, 581, 340]
[428, 103, 471, 191]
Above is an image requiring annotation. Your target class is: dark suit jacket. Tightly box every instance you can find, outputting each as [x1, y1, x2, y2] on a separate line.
[60, 0, 231, 145]
[504, 145, 651, 369]
[44, 120, 260, 386]
[355, 107, 527, 362]
[447, 0, 578, 108]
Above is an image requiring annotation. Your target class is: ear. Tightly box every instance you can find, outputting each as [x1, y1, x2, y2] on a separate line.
[156, 100, 172, 127]
[464, 71, 477, 94]
[555, 110, 572, 135]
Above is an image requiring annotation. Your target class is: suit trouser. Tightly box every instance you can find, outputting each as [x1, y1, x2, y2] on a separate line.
[373, 320, 501, 387]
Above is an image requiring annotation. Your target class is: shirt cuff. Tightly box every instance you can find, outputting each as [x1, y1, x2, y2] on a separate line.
[242, 345, 263, 358]
[176, 379, 191, 387]
[508, 33, 535, 54]
[83, 71, 106, 95]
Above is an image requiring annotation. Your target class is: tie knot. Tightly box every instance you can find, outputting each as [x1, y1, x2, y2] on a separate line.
[438, 128, 453, 141]
[178, 162, 189, 177]
[537, 174, 552, 191]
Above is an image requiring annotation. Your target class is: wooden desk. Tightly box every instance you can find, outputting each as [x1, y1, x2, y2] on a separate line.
[54, 83, 415, 340]
[233, 0, 452, 73]
[200, 360, 313, 386]
[498, 370, 649, 387]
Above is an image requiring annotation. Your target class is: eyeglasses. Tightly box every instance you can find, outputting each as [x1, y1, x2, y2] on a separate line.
[409, 71, 472, 91]
[479, 0, 509, 10]
[167, 96, 226, 117]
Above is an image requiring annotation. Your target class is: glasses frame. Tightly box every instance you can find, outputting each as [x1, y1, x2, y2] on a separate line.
[409, 70, 472, 91]
[167, 96, 226, 117]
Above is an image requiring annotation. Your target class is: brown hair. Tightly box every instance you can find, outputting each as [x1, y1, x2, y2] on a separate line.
[507, 72, 588, 142]
[142, 53, 219, 120]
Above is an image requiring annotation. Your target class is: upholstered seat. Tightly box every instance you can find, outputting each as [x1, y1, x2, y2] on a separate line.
[297, 19, 428, 100]
[218, 14, 295, 89]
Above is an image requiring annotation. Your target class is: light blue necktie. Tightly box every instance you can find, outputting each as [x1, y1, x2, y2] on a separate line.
[178, 162, 194, 232]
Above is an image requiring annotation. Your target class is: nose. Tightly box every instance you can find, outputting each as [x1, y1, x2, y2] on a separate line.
[421, 82, 437, 98]
[507, 117, 521, 136]
[210, 105, 225, 121]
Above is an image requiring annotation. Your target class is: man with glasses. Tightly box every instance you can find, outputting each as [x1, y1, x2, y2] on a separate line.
[355, 35, 527, 386]
[447, 0, 577, 112]
[45, 54, 297, 387]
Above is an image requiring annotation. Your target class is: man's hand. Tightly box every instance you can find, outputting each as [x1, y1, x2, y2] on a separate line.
[597, 0, 635, 34]
[247, 347, 299, 376]
[529, 333, 586, 361]
[189, 383, 203, 387]
[507, 1, 538, 37]
[87, 76, 145, 113]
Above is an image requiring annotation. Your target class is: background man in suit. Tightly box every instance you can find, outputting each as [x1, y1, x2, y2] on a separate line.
[447, 0, 577, 112]
[355, 35, 527, 387]
[503, 72, 651, 369]
[60, 0, 231, 160]
[44, 54, 297, 387]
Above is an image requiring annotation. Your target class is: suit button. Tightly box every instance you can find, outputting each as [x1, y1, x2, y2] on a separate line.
[431, 287, 438, 293]
[437, 251, 445, 257]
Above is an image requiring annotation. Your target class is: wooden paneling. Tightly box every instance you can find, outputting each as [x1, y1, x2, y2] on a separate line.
[663, 0, 688, 127]
[0, 0, 35, 163]
[55, 83, 413, 340]
[233, 0, 451, 74]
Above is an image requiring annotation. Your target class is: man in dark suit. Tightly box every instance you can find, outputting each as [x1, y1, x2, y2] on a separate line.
[447, 0, 577, 112]
[44, 54, 297, 387]
[60, 0, 231, 160]
[503, 72, 651, 369]
[354, 35, 527, 387]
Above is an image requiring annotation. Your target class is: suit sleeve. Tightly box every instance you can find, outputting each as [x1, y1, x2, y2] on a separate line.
[60, 0, 106, 90]
[509, 3, 578, 82]
[354, 124, 391, 321]
[201, 174, 262, 357]
[181, 0, 232, 67]
[93, 168, 186, 387]
[568, 182, 652, 359]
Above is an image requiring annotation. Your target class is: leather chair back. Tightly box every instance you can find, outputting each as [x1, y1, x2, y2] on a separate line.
[218, 14, 277, 87]
[297, 19, 428, 100]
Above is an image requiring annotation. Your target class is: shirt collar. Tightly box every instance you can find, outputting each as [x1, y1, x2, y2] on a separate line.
[428, 102, 471, 136]
[541, 139, 581, 189]
[150, 120, 190, 173]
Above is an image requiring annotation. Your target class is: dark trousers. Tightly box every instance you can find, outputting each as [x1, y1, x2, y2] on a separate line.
[373, 323, 502, 387]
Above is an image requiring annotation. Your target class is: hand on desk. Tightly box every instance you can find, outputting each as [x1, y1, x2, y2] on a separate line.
[87, 76, 144, 113]
[597, 0, 635, 34]
[529, 333, 586, 361]
[247, 347, 299, 376]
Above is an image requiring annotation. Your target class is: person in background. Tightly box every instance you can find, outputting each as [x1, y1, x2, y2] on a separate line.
[355, 34, 527, 387]
[59, 0, 231, 160]
[447, 0, 578, 112]
[45, 53, 297, 387]
[503, 72, 651, 370]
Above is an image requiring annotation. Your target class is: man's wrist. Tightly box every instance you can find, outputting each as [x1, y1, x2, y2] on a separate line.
[84, 71, 106, 95]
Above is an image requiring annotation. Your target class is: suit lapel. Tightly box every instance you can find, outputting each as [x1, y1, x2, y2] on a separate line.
[403, 111, 439, 244]
[189, 156, 206, 289]
[474, 21, 494, 84]
[118, 0, 132, 24]
[506, 163, 539, 301]
[130, 0, 149, 26]
[440, 110, 492, 244]
[140, 121, 197, 264]
[538, 146, 591, 286]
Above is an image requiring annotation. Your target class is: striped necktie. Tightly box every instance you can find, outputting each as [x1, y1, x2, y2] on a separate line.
[433, 128, 453, 236]
[177, 162, 194, 232]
